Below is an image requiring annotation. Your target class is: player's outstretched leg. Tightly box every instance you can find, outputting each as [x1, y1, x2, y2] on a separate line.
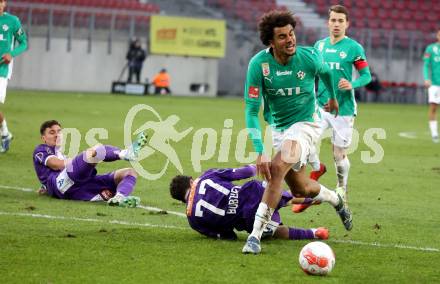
[108, 169, 140, 208]
[291, 197, 321, 214]
[334, 187, 353, 231]
[314, 227, 329, 240]
[310, 184, 352, 231]
[286, 170, 353, 231]
[118, 132, 148, 161]
[293, 151, 327, 213]
[282, 227, 329, 240]
[292, 162, 327, 213]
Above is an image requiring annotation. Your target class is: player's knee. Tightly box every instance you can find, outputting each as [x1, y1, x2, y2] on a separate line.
[270, 160, 289, 180]
[303, 180, 316, 194]
[126, 168, 138, 178]
[333, 146, 346, 162]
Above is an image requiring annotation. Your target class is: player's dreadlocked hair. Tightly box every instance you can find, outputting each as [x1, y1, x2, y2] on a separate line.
[169, 175, 192, 203]
[40, 120, 61, 135]
[258, 10, 297, 46]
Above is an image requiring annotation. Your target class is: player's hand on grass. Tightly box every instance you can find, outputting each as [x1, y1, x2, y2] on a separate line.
[37, 187, 48, 195]
[1, 53, 12, 64]
[256, 154, 271, 181]
[324, 98, 339, 117]
[424, 80, 432, 88]
[338, 78, 352, 90]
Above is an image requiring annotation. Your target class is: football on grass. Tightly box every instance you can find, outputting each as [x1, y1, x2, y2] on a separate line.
[299, 241, 335, 276]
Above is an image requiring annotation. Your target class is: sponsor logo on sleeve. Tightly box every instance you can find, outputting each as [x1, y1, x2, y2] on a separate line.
[248, 86, 259, 98]
[262, 63, 270, 77]
[318, 42, 324, 52]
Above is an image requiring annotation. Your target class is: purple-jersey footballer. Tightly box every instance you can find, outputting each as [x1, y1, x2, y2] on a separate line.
[33, 120, 145, 207]
[170, 165, 329, 241]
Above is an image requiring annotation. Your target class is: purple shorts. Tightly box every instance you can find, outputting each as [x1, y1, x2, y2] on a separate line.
[49, 153, 117, 201]
[64, 172, 117, 201]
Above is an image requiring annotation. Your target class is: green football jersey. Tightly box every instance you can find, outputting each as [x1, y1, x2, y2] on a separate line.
[423, 42, 440, 86]
[0, 12, 27, 78]
[244, 46, 336, 153]
[245, 46, 330, 131]
[314, 36, 368, 116]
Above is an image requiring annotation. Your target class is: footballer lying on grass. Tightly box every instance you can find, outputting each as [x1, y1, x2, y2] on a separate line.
[34, 120, 147, 207]
[170, 165, 329, 241]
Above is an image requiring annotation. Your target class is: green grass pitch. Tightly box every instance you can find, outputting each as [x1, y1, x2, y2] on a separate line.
[0, 90, 439, 283]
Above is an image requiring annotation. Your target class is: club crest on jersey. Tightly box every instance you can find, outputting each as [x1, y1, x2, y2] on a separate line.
[318, 42, 324, 52]
[35, 152, 44, 163]
[297, 71, 306, 80]
[2, 24, 8, 32]
[339, 51, 347, 59]
[262, 63, 270, 77]
[433, 46, 439, 54]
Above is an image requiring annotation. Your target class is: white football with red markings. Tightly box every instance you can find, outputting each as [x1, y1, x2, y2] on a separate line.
[298, 241, 335, 276]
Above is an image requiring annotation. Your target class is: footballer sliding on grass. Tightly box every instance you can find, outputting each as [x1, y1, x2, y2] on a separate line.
[33, 120, 147, 207]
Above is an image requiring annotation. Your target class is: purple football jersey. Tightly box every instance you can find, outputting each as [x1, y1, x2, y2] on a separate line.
[186, 165, 292, 239]
[33, 144, 118, 201]
[33, 144, 65, 196]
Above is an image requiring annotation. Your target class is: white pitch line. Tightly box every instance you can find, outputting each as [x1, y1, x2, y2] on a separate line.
[137, 205, 186, 217]
[330, 239, 439, 252]
[398, 132, 418, 139]
[0, 211, 186, 230]
[0, 185, 35, 192]
[0, 184, 186, 217]
[1, 185, 439, 253]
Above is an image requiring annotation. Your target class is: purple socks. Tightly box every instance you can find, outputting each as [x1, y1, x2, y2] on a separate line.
[288, 227, 315, 240]
[116, 175, 137, 196]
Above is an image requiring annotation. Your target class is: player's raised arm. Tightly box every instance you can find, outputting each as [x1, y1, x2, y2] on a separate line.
[244, 57, 271, 181]
[215, 165, 257, 181]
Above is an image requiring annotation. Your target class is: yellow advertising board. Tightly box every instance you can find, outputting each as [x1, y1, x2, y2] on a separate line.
[150, 15, 226, 58]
